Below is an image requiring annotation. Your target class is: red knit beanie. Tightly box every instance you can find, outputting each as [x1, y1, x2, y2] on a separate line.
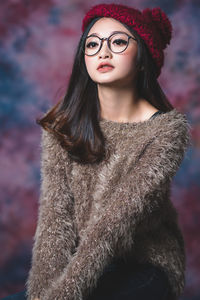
[81, 3, 173, 77]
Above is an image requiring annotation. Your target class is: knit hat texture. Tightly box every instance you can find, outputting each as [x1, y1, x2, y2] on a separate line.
[81, 3, 173, 77]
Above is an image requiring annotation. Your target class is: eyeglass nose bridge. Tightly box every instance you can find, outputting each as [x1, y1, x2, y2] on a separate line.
[98, 37, 111, 54]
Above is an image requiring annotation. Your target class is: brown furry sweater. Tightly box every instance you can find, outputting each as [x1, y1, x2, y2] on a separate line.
[26, 108, 192, 300]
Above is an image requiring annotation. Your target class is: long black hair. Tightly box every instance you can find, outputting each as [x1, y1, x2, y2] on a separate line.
[36, 16, 174, 165]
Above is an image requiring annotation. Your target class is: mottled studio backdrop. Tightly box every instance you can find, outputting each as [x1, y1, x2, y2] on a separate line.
[0, 0, 199, 299]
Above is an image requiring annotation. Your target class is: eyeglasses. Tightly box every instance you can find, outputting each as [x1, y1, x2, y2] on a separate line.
[84, 31, 137, 56]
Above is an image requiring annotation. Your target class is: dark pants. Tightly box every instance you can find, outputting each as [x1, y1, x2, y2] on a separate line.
[1, 261, 173, 300]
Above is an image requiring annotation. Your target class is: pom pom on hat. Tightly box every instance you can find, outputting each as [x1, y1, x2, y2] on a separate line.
[81, 3, 173, 77]
[142, 7, 172, 49]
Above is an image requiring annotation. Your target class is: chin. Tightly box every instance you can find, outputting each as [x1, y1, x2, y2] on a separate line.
[98, 76, 128, 86]
[94, 75, 123, 84]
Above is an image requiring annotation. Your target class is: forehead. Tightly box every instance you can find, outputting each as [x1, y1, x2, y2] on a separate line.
[87, 17, 131, 37]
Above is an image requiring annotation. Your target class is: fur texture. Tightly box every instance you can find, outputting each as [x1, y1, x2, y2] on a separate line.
[25, 108, 192, 300]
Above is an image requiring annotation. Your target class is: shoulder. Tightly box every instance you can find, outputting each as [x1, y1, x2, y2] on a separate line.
[132, 108, 192, 154]
[40, 128, 71, 165]
[150, 108, 191, 132]
[150, 108, 192, 150]
[40, 128, 62, 156]
[41, 128, 60, 148]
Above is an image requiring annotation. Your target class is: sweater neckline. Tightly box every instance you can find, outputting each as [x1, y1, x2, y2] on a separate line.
[98, 109, 179, 139]
[99, 109, 170, 128]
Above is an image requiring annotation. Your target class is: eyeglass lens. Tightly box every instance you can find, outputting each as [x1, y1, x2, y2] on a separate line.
[85, 33, 130, 56]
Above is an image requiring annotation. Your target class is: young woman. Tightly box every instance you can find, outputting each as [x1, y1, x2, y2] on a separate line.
[2, 3, 191, 300]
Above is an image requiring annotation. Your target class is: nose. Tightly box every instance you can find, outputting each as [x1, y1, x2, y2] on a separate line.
[98, 39, 112, 58]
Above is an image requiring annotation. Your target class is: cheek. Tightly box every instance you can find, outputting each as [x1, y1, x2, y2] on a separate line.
[119, 50, 137, 68]
[84, 55, 89, 66]
[85, 55, 94, 72]
[85, 56, 95, 75]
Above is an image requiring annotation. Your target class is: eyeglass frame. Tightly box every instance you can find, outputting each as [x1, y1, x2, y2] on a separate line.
[83, 31, 137, 56]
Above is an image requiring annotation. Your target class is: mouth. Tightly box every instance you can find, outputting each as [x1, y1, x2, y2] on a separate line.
[97, 65, 114, 72]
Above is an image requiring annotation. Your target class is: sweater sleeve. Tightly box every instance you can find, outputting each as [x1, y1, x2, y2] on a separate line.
[42, 113, 192, 300]
[25, 129, 77, 300]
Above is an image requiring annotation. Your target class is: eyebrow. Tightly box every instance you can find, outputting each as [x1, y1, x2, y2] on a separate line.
[88, 30, 127, 36]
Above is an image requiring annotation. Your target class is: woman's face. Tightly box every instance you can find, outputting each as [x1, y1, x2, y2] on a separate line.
[84, 17, 138, 87]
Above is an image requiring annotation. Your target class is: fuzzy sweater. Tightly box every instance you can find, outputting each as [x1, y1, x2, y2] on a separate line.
[26, 108, 192, 300]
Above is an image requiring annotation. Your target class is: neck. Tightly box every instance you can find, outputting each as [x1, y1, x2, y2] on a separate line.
[97, 83, 143, 122]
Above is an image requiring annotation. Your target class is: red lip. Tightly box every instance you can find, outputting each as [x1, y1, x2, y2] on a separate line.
[97, 62, 114, 70]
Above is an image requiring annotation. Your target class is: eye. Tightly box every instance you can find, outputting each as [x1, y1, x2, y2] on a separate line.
[86, 42, 98, 48]
[113, 39, 127, 46]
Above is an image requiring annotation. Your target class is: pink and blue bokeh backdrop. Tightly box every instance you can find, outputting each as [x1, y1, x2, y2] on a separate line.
[0, 0, 199, 299]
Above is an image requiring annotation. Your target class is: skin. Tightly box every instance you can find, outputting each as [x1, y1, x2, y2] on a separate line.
[84, 17, 158, 122]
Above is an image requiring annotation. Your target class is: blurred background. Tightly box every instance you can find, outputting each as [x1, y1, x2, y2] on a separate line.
[0, 0, 199, 299]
